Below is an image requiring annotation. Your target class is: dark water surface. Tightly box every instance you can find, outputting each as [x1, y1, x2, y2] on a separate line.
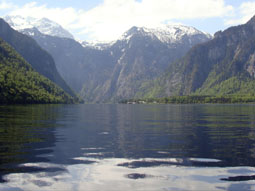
[0, 104, 254, 190]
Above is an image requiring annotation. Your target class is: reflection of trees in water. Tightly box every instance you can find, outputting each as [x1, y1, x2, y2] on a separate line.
[109, 105, 207, 158]
[249, 110, 255, 159]
[107, 104, 255, 167]
[2, 104, 254, 183]
[112, 105, 203, 158]
[200, 105, 255, 166]
[108, 104, 201, 158]
[0, 105, 61, 182]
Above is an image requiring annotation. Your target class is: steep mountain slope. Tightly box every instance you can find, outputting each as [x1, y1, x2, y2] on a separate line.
[0, 38, 76, 104]
[17, 24, 211, 102]
[143, 15, 255, 97]
[0, 18, 77, 98]
[20, 27, 115, 95]
[5, 15, 74, 39]
[93, 26, 211, 102]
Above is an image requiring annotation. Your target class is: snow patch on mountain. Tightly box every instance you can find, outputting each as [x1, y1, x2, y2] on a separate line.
[120, 25, 212, 44]
[4, 15, 74, 39]
[81, 41, 115, 50]
[82, 25, 212, 50]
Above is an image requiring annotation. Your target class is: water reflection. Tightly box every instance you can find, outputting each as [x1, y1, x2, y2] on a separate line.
[0, 105, 63, 182]
[0, 104, 255, 190]
[1, 159, 255, 191]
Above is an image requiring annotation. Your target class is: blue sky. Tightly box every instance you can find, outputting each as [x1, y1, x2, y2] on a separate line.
[0, 0, 255, 42]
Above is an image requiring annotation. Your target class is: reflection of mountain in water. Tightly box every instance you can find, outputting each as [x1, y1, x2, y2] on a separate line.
[0, 105, 58, 182]
[52, 104, 255, 167]
[221, 175, 255, 181]
[0, 105, 81, 182]
[114, 104, 255, 166]
[0, 104, 255, 184]
[0, 105, 95, 183]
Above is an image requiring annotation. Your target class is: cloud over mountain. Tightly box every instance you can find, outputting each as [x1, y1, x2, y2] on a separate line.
[1, 0, 234, 41]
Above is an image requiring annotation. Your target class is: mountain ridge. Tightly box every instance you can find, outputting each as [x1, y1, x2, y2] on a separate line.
[80, 24, 212, 102]
[139, 15, 255, 98]
[120, 25, 212, 44]
[5, 16, 212, 103]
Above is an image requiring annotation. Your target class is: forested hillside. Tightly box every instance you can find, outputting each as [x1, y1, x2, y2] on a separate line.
[0, 38, 76, 104]
[0, 18, 77, 99]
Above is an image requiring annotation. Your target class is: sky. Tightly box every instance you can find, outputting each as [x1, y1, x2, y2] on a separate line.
[0, 0, 255, 42]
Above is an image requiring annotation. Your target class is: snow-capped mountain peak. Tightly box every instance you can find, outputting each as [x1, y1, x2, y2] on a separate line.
[121, 26, 153, 41]
[4, 15, 74, 39]
[120, 25, 212, 44]
[151, 25, 212, 43]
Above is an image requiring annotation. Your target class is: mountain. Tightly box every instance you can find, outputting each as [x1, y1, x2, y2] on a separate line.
[120, 25, 211, 45]
[0, 38, 76, 104]
[142, 15, 255, 97]
[0, 18, 77, 99]
[83, 25, 211, 102]
[81, 41, 113, 50]
[4, 15, 74, 39]
[6, 16, 212, 102]
[19, 27, 111, 93]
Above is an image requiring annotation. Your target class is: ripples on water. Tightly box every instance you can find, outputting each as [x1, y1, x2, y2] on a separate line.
[0, 104, 255, 190]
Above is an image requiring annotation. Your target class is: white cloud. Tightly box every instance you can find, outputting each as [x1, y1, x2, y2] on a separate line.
[6, 0, 233, 42]
[75, 0, 233, 41]
[224, 1, 255, 26]
[0, 1, 15, 10]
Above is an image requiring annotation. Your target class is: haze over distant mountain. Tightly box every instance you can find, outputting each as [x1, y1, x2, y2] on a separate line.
[4, 15, 74, 39]
[140, 15, 255, 98]
[5, 15, 212, 102]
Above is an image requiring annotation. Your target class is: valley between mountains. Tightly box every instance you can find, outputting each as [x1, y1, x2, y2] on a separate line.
[1, 15, 255, 104]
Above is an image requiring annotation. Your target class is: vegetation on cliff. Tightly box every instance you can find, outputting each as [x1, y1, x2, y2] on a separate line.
[0, 38, 77, 104]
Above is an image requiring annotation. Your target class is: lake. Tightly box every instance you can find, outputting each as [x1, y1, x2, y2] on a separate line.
[0, 104, 254, 191]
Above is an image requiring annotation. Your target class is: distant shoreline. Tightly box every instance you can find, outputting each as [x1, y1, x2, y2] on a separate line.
[120, 95, 255, 104]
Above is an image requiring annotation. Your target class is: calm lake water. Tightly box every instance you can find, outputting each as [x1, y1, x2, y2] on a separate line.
[0, 104, 254, 191]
